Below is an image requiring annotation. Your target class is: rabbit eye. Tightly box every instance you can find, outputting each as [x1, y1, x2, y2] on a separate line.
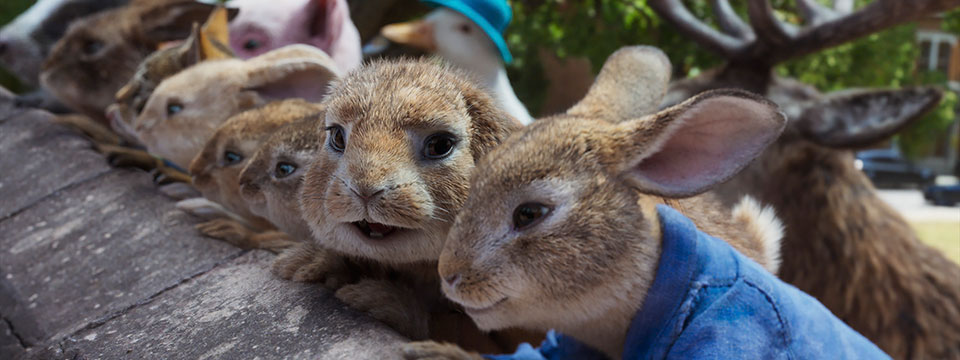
[274, 162, 297, 178]
[423, 133, 457, 160]
[243, 39, 260, 50]
[166, 101, 183, 116]
[223, 151, 243, 165]
[326, 125, 346, 153]
[513, 203, 551, 230]
[82, 39, 103, 55]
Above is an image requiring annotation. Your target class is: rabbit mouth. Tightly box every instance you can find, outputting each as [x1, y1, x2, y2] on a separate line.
[353, 219, 401, 239]
[462, 297, 508, 316]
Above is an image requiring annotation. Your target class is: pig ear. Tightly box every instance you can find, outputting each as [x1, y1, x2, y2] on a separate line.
[243, 45, 341, 103]
[797, 87, 942, 148]
[141, 2, 221, 43]
[614, 89, 786, 198]
[567, 46, 671, 122]
[307, 0, 345, 40]
[199, 6, 235, 60]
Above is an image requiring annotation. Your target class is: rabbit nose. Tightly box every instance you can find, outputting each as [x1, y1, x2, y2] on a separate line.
[351, 187, 384, 204]
[444, 273, 462, 289]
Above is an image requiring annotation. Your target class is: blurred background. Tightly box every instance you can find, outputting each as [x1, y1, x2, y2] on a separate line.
[1, 0, 957, 261]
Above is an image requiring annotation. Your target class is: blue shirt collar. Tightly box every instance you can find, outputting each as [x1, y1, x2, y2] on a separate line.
[622, 204, 701, 359]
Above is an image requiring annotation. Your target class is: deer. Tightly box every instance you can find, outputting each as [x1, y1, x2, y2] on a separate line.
[648, 1, 960, 359]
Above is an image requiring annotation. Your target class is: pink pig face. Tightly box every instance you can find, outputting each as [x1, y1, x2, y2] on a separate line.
[228, 0, 362, 72]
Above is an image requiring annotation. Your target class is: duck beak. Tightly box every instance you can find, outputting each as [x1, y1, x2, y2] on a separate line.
[381, 20, 436, 52]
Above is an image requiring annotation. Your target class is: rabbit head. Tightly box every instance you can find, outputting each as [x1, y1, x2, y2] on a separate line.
[435, 47, 787, 334]
[108, 6, 235, 143]
[238, 113, 326, 241]
[299, 58, 522, 265]
[133, 44, 339, 168]
[39, 0, 226, 121]
[189, 99, 323, 229]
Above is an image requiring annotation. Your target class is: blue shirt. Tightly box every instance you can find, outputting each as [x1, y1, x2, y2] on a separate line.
[486, 205, 889, 360]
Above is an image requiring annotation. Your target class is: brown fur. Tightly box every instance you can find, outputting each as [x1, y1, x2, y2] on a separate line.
[132, 44, 339, 168]
[188, 99, 324, 248]
[238, 113, 327, 242]
[714, 103, 960, 359]
[40, 0, 224, 122]
[108, 7, 234, 143]
[429, 47, 786, 359]
[286, 58, 524, 347]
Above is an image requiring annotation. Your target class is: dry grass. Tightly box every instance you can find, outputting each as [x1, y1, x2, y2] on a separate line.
[912, 221, 960, 264]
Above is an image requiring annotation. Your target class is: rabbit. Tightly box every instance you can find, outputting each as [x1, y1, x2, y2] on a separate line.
[187, 99, 324, 250]
[237, 111, 327, 243]
[272, 57, 524, 346]
[227, 0, 362, 72]
[404, 47, 889, 360]
[107, 5, 234, 145]
[0, 0, 129, 88]
[39, 0, 227, 123]
[131, 44, 339, 169]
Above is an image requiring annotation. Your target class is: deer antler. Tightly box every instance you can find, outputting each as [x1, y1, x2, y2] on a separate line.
[651, 0, 958, 67]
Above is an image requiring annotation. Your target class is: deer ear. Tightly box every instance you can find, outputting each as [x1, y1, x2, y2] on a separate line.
[567, 46, 671, 122]
[798, 87, 943, 148]
[616, 89, 786, 197]
[243, 45, 341, 103]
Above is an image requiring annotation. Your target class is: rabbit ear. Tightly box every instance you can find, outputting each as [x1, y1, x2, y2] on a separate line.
[175, 23, 203, 66]
[243, 45, 341, 103]
[141, 2, 228, 43]
[567, 46, 671, 122]
[199, 6, 235, 60]
[460, 83, 524, 162]
[797, 87, 942, 148]
[614, 89, 786, 198]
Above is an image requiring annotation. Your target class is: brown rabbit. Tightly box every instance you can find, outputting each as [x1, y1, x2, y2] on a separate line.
[398, 47, 792, 360]
[274, 58, 522, 344]
[39, 0, 226, 122]
[187, 99, 324, 250]
[132, 44, 339, 169]
[238, 112, 327, 242]
[108, 5, 235, 144]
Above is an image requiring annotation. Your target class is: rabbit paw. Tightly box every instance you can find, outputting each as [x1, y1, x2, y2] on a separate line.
[272, 243, 347, 285]
[402, 341, 485, 360]
[96, 143, 156, 170]
[335, 279, 430, 339]
[196, 218, 255, 247]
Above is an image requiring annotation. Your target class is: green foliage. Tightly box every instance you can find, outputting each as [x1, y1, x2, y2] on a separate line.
[0, 0, 34, 93]
[507, 0, 958, 159]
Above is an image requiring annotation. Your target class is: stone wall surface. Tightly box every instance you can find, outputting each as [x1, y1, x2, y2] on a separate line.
[0, 91, 406, 359]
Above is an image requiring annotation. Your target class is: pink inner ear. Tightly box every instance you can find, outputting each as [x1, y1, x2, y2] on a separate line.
[632, 96, 782, 196]
[250, 68, 334, 103]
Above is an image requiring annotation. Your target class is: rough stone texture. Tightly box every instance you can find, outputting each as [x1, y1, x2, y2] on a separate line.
[0, 169, 245, 345]
[0, 91, 406, 359]
[0, 318, 25, 359]
[0, 87, 25, 123]
[0, 109, 112, 219]
[63, 252, 405, 360]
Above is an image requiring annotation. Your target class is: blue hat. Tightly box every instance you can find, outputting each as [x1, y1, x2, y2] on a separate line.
[421, 0, 514, 64]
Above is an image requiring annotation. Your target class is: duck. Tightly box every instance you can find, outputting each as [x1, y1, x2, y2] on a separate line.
[381, 0, 534, 125]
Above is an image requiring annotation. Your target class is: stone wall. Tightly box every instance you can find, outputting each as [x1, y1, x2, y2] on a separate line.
[0, 89, 405, 359]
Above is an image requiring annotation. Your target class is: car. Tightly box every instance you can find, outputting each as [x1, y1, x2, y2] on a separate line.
[855, 149, 935, 188]
[924, 184, 960, 206]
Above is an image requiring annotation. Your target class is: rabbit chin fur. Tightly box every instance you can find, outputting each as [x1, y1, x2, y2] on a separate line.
[298, 58, 521, 265]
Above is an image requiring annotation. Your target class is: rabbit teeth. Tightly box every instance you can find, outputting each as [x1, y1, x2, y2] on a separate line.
[354, 219, 398, 239]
